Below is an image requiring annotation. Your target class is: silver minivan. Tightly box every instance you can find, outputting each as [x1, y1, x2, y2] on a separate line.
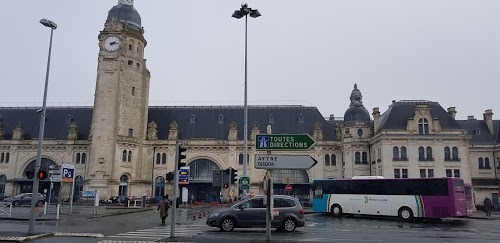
[206, 195, 305, 232]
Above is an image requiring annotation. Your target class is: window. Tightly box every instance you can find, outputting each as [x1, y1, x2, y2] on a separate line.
[128, 60, 133, 66]
[357, 129, 363, 137]
[402, 169, 408, 178]
[128, 128, 133, 137]
[485, 157, 490, 168]
[297, 114, 304, 123]
[452, 147, 459, 160]
[362, 152, 368, 164]
[428, 169, 434, 178]
[355, 152, 361, 164]
[218, 115, 225, 123]
[190, 115, 196, 123]
[118, 175, 128, 198]
[426, 147, 433, 160]
[474, 129, 480, 135]
[324, 154, 330, 166]
[454, 169, 460, 178]
[0, 153, 3, 163]
[393, 146, 399, 160]
[81, 153, 86, 164]
[137, 63, 141, 69]
[401, 147, 407, 160]
[444, 147, 451, 161]
[268, 114, 274, 124]
[156, 153, 161, 164]
[154, 176, 165, 198]
[446, 169, 452, 177]
[418, 147, 425, 161]
[0, 175, 6, 197]
[122, 150, 127, 162]
[331, 154, 337, 166]
[238, 153, 249, 165]
[5, 153, 8, 163]
[76, 153, 81, 164]
[128, 151, 132, 162]
[420, 169, 426, 178]
[132, 87, 135, 96]
[129, 44, 133, 51]
[418, 118, 429, 134]
[478, 157, 484, 169]
[162, 153, 167, 164]
[394, 169, 401, 178]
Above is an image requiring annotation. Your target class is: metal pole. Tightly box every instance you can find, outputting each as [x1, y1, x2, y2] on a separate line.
[170, 143, 179, 238]
[243, 14, 249, 188]
[48, 182, 52, 206]
[28, 26, 54, 235]
[69, 177, 75, 214]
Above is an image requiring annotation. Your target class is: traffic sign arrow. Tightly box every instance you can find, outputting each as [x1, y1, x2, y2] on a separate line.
[255, 134, 316, 151]
[254, 155, 318, 169]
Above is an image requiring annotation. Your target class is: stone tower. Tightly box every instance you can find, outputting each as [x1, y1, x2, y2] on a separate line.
[88, 0, 151, 196]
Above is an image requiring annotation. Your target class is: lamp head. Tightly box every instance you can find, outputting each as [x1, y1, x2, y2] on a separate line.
[232, 11, 244, 19]
[241, 2, 248, 8]
[40, 18, 57, 30]
[250, 10, 261, 18]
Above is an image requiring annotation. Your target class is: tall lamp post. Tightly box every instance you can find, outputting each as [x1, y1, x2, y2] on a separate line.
[28, 18, 57, 235]
[232, 2, 261, 195]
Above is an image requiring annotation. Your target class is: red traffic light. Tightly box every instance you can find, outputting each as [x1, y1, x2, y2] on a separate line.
[223, 183, 228, 189]
[38, 170, 48, 180]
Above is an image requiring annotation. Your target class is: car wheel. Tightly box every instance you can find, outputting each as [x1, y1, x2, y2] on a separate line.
[331, 204, 342, 218]
[37, 201, 45, 207]
[13, 201, 20, 207]
[398, 207, 414, 222]
[282, 218, 296, 232]
[220, 217, 235, 232]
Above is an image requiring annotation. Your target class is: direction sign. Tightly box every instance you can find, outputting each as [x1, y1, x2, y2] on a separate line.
[61, 164, 75, 183]
[179, 166, 190, 185]
[50, 174, 61, 182]
[239, 176, 250, 190]
[255, 134, 316, 151]
[254, 155, 318, 169]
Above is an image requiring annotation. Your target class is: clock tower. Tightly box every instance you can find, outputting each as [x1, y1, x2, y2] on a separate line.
[88, 0, 151, 196]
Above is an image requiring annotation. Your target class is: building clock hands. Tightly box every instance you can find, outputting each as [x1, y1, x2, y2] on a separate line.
[104, 36, 120, 52]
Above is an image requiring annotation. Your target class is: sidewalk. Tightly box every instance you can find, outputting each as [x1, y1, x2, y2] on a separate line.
[468, 211, 500, 220]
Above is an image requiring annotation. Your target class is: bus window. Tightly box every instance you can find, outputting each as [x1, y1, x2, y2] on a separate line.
[314, 185, 323, 198]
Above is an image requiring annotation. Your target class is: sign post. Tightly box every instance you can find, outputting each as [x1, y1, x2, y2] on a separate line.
[61, 164, 75, 214]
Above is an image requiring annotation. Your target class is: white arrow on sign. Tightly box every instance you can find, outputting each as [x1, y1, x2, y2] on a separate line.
[254, 155, 318, 169]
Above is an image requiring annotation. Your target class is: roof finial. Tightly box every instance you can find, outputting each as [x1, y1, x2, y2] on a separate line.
[354, 83, 358, 89]
[118, 0, 133, 6]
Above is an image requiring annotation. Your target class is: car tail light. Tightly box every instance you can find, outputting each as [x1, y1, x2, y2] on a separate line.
[299, 209, 304, 214]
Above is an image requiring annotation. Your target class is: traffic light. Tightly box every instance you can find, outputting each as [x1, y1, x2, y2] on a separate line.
[166, 172, 174, 182]
[25, 170, 35, 179]
[223, 183, 228, 189]
[177, 145, 187, 170]
[38, 170, 48, 180]
[223, 168, 230, 175]
[231, 169, 238, 184]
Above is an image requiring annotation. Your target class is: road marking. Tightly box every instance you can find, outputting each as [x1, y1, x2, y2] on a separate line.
[105, 225, 206, 241]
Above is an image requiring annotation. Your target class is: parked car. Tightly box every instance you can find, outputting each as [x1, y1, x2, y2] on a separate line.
[2, 193, 46, 207]
[206, 195, 305, 232]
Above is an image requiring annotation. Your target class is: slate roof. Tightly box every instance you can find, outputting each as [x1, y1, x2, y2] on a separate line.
[378, 100, 463, 131]
[0, 106, 337, 141]
[457, 119, 500, 145]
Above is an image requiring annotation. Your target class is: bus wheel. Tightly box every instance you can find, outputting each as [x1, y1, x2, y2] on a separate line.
[331, 204, 342, 218]
[398, 207, 414, 222]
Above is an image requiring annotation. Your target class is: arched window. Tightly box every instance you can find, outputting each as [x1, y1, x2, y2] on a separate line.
[76, 153, 81, 164]
[362, 152, 368, 163]
[4, 153, 8, 163]
[485, 158, 490, 168]
[154, 176, 165, 200]
[238, 153, 244, 165]
[324, 154, 330, 166]
[0, 174, 6, 197]
[128, 151, 132, 162]
[331, 154, 337, 166]
[401, 147, 407, 160]
[426, 147, 433, 160]
[81, 153, 86, 164]
[444, 147, 451, 161]
[355, 152, 361, 164]
[418, 118, 429, 134]
[156, 153, 161, 164]
[118, 175, 129, 199]
[393, 146, 399, 160]
[478, 157, 484, 169]
[452, 147, 459, 160]
[0, 153, 4, 163]
[162, 153, 167, 164]
[122, 150, 127, 162]
[418, 147, 425, 160]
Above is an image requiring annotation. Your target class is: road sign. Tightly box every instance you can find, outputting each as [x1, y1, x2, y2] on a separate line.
[61, 164, 75, 183]
[254, 155, 318, 169]
[255, 134, 316, 151]
[179, 166, 190, 185]
[49, 174, 61, 182]
[285, 184, 292, 192]
[239, 176, 250, 190]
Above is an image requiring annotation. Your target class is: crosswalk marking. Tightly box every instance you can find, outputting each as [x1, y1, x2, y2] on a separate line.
[105, 225, 208, 240]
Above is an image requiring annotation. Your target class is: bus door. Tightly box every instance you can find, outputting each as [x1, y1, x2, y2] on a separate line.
[452, 179, 467, 217]
[312, 184, 328, 212]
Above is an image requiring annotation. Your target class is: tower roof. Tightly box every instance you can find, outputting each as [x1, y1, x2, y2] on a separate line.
[107, 0, 142, 31]
[343, 83, 371, 123]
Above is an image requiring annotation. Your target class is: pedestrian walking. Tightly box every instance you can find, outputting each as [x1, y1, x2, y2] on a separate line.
[190, 194, 195, 206]
[157, 196, 170, 225]
[484, 197, 492, 216]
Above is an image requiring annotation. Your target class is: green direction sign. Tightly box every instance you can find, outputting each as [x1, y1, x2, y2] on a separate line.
[255, 134, 316, 151]
[239, 176, 250, 190]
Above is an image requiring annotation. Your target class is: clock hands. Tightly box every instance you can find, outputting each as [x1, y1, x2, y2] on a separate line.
[110, 41, 118, 45]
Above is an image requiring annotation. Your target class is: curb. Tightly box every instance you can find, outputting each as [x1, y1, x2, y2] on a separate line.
[87, 207, 153, 219]
[0, 233, 53, 242]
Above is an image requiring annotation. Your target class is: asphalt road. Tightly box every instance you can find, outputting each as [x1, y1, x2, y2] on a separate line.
[2, 207, 500, 243]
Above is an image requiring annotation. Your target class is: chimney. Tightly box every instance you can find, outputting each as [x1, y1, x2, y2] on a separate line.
[467, 115, 475, 120]
[483, 109, 494, 135]
[372, 107, 380, 132]
[329, 114, 335, 121]
[447, 107, 457, 119]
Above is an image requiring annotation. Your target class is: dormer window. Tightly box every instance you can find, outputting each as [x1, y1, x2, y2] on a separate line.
[418, 118, 429, 134]
[473, 129, 480, 135]
[190, 115, 196, 124]
[66, 115, 73, 123]
[218, 114, 225, 123]
[298, 114, 304, 124]
[268, 114, 274, 124]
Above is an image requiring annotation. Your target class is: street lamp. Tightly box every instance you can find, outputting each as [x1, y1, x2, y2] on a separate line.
[28, 18, 57, 235]
[232, 2, 261, 194]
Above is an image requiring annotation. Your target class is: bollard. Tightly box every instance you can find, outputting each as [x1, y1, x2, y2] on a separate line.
[56, 204, 60, 220]
[193, 215, 196, 220]
[44, 202, 47, 215]
[198, 213, 202, 218]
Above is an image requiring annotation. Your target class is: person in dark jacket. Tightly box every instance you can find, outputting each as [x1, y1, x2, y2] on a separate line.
[484, 197, 492, 216]
[157, 196, 170, 225]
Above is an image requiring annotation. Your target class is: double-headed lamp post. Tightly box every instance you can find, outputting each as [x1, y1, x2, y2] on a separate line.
[28, 18, 57, 235]
[232, 3, 261, 194]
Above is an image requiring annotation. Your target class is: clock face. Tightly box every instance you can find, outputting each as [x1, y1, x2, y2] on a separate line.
[104, 36, 120, 52]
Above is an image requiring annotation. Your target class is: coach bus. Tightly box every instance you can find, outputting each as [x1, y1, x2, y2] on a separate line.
[312, 177, 471, 221]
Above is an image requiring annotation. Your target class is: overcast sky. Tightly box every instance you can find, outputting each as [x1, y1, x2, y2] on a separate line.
[1, 0, 499, 120]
